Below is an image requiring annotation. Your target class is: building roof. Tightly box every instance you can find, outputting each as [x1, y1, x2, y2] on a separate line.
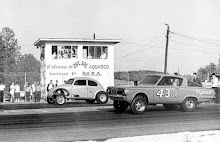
[34, 38, 121, 47]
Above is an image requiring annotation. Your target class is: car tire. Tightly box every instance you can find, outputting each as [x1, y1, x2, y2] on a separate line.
[55, 94, 66, 105]
[180, 97, 197, 112]
[113, 101, 128, 113]
[96, 91, 108, 104]
[47, 97, 55, 104]
[163, 104, 178, 110]
[131, 96, 147, 115]
[85, 99, 96, 104]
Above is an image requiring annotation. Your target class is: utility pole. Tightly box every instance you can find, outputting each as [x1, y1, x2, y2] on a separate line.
[164, 23, 170, 74]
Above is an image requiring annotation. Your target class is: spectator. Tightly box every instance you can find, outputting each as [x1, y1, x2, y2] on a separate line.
[174, 72, 178, 76]
[9, 82, 16, 103]
[134, 81, 138, 86]
[24, 82, 28, 102]
[25, 83, 31, 102]
[211, 73, 218, 94]
[15, 83, 20, 103]
[47, 80, 54, 92]
[193, 72, 202, 86]
[0, 81, 6, 103]
[35, 82, 41, 102]
[32, 82, 36, 102]
[100, 51, 107, 59]
[55, 80, 59, 87]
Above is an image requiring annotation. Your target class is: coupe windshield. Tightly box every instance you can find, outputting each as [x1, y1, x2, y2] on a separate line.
[139, 75, 161, 85]
[66, 79, 74, 84]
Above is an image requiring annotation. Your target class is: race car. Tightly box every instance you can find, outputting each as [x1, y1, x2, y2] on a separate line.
[47, 77, 108, 105]
[107, 74, 216, 114]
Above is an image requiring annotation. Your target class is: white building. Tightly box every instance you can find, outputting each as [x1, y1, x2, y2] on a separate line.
[34, 38, 120, 97]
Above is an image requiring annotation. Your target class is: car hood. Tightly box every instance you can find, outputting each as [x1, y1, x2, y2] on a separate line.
[108, 85, 154, 89]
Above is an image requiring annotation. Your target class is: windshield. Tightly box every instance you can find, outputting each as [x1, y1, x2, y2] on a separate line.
[66, 79, 74, 84]
[139, 75, 161, 85]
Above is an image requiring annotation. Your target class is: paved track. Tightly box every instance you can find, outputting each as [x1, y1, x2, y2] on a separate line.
[0, 103, 219, 142]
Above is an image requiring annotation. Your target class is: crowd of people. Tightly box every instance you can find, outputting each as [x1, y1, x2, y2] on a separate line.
[0, 81, 42, 103]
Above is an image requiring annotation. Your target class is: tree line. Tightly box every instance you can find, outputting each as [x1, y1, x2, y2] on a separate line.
[0, 27, 40, 91]
[114, 62, 220, 82]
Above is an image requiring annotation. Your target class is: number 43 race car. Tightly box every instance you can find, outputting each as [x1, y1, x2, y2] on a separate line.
[107, 74, 216, 114]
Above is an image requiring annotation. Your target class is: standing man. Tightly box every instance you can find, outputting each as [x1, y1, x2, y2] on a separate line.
[211, 73, 218, 93]
[32, 82, 36, 102]
[9, 82, 16, 103]
[23, 82, 28, 102]
[0, 81, 6, 103]
[47, 80, 54, 93]
[193, 72, 202, 86]
[15, 83, 20, 103]
[35, 82, 41, 102]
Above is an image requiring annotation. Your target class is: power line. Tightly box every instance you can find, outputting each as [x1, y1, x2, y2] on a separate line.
[171, 32, 220, 46]
[115, 40, 165, 63]
[170, 39, 219, 53]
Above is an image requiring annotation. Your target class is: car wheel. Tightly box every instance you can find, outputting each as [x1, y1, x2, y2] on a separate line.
[131, 96, 147, 115]
[85, 99, 96, 104]
[47, 97, 55, 104]
[96, 91, 108, 104]
[180, 97, 197, 112]
[113, 101, 128, 113]
[55, 94, 66, 105]
[163, 104, 178, 110]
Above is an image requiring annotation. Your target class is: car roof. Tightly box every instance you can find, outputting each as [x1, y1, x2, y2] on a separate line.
[146, 74, 185, 79]
[68, 77, 99, 82]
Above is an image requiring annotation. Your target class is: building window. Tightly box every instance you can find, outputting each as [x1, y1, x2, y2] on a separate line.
[83, 46, 108, 59]
[52, 46, 78, 59]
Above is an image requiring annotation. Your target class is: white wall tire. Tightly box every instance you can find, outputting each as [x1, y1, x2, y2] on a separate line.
[96, 91, 108, 104]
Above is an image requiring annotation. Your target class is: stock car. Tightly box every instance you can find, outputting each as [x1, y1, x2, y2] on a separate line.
[47, 77, 108, 105]
[107, 74, 216, 114]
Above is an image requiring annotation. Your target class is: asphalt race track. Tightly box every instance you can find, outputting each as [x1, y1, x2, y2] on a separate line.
[0, 102, 220, 142]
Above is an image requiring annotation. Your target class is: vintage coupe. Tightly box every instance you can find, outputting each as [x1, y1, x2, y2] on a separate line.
[47, 77, 108, 105]
[107, 74, 216, 114]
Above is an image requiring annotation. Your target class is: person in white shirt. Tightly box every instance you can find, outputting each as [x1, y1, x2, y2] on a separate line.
[15, 83, 20, 102]
[32, 82, 36, 102]
[9, 82, 16, 103]
[211, 73, 218, 95]
[0, 81, 6, 103]
[100, 52, 107, 59]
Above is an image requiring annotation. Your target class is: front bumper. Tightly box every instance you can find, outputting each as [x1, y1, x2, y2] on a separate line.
[109, 95, 126, 101]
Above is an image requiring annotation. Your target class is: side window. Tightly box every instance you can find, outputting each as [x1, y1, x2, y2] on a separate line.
[74, 80, 86, 86]
[88, 80, 98, 86]
[157, 77, 173, 86]
[157, 77, 183, 86]
[188, 80, 201, 87]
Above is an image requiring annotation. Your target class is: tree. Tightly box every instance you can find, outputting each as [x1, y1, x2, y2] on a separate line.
[0, 27, 20, 84]
[197, 62, 220, 82]
[0, 27, 40, 91]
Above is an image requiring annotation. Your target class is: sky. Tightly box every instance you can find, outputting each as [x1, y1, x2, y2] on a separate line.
[1, 0, 220, 75]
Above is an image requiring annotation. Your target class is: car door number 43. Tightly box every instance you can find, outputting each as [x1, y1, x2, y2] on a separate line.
[156, 89, 177, 98]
